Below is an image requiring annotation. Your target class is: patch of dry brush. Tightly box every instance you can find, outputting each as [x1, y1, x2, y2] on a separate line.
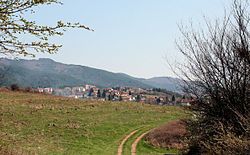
[145, 120, 187, 150]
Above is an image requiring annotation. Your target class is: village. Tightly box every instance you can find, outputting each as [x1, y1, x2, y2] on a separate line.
[37, 84, 193, 106]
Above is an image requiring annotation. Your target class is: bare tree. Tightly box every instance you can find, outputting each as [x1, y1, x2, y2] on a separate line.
[177, 0, 250, 154]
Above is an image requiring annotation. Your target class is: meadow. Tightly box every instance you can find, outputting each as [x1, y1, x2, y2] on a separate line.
[0, 91, 186, 155]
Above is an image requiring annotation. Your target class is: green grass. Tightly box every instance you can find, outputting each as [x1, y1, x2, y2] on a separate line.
[0, 91, 186, 155]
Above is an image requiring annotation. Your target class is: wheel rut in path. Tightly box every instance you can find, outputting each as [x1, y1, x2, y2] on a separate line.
[117, 130, 138, 155]
[131, 131, 149, 155]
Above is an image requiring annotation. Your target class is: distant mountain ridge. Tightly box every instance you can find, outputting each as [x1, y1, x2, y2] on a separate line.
[0, 58, 182, 92]
[142, 77, 183, 92]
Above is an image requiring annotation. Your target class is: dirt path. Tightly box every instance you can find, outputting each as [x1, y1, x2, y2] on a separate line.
[117, 130, 138, 155]
[131, 131, 150, 155]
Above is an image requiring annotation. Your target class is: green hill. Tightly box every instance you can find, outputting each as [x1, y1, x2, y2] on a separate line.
[0, 58, 151, 88]
[0, 58, 183, 92]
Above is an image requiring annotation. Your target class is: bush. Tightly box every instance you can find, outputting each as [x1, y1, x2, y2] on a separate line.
[145, 120, 188, 150]
[10, 84, 19, 91]
[24, 87, 32, 92]
[177, 0, 250, 153]
[184, 117, 250, 154]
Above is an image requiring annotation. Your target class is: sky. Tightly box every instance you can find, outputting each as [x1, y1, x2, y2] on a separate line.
[21, 0, 229, 78]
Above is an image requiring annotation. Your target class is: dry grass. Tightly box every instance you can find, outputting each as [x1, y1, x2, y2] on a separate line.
[0, 87, 9, 92]
[145, 120, 187, 150]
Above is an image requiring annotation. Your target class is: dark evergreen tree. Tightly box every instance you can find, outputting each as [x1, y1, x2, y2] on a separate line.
[102, 89, 106, 98]
[156, 97, 161, 104]
[129, 91, 132, 95]
[119, 96, 123, 101]
[108, 94, 111, 101]
[136, 94, 141, 102]
[88, 88, 94, 97]
[171, 95, 176, 102]
[97, 89, 101, 98]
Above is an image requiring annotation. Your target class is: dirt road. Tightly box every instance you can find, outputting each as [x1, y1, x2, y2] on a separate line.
[117, 130, 138, 155]
[131, 131, 149, 155]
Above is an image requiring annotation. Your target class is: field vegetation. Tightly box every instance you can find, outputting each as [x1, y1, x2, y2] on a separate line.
[0, 91, 186, 155]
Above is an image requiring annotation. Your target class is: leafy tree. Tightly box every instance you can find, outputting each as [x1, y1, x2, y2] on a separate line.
[177, 0, 250, 154]
[0, 0, 93, 57]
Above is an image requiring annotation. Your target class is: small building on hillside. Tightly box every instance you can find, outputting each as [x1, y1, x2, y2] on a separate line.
[37, 87, 53, 94]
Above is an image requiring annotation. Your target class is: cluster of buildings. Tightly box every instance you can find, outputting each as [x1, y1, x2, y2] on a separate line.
[37, 84, 193, 106]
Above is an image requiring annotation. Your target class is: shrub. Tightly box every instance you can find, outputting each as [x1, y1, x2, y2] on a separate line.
[24, 87, 32, 92]
[177, 0, 250, 153]
[145, 120, 188, 150]
[10, 84, 19, 91]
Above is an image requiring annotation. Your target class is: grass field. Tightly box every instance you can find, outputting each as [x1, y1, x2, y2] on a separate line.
[0, 91, 186, 155]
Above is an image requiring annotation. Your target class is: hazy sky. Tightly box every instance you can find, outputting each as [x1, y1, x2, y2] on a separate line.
[23, 0, 229, 78]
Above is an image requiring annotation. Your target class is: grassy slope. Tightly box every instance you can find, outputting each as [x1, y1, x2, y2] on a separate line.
[0, 92, 186, 155]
